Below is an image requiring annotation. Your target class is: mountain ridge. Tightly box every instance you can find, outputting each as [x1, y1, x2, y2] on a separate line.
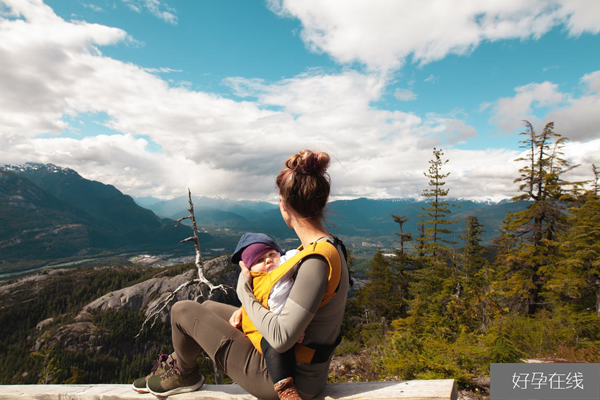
[1, 162, 528, 275]
[0, 164, 195, 274]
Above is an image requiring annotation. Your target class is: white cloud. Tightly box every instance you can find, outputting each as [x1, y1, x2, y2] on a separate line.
[121, 0, 177, 24]
[0, 0, 130, 136]
[224, 70, 386, 115]
[81, 3, 103, 13]
[143, 67, 183, 73]
[267, 0, 600, 73]
[394, 88, 417, 101]
[488, 82, 564, 132]
[486, 71, 600, 141]
[580, 70, 600, 93]
[1, 0, 598, 203]
[543, 70, 600, 141]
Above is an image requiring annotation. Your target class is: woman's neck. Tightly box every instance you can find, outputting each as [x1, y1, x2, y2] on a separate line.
[293, 219, 329, 248]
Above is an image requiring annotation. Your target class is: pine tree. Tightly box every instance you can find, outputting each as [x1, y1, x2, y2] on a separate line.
[460, 216, 486, 279]
[406, 149, 462, 333]
[501, 121, 579, 314]
[544, 191, 600, 315]
[413, 219, 428, 269]
[417, 148, 459, 262]
[592, 164, 599, 196]
[392, 214, 412, 258]
[458, 216, 494, 330]
[392, 214, 413, 268]
[356, 250, 402, 322]
[391, 214, 412, 317]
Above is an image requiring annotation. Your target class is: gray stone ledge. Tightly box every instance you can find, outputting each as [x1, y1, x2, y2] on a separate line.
[0, 380, 457, 400]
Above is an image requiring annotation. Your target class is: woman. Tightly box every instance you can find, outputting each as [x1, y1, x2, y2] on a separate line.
[135, 150, 349, 399]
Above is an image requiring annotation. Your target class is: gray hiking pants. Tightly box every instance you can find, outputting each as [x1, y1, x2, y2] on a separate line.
[171, 300, 279, 400]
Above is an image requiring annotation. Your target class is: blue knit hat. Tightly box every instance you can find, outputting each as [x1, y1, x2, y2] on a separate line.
[231, 232, 283, 265]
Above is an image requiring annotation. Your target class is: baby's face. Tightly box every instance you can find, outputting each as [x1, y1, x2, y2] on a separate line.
[250, 249, 281, 273]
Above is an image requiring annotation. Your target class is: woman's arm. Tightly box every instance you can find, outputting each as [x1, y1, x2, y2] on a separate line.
[237, 255, 328, 353]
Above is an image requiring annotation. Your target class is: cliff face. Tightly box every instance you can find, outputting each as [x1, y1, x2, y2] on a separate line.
[79, 255, 240, 322]
[25, 255, 241, 356]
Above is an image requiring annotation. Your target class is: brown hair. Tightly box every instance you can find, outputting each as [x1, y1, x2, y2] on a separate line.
[276, 150, 331, 220]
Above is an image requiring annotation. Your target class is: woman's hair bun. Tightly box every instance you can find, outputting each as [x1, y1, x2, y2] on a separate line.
[286, 150, 330, 176]
[277, 149, 331, 220]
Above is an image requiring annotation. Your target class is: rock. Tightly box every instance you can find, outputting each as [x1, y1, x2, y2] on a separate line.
[36, 317, 54, 331]
[0, 269, 66, 297]
[35, 322, 103, 352]
[79, 255, 239, 322]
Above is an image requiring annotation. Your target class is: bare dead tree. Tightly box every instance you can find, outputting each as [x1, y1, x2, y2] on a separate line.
[135, 189, 230, 382]
[136, 189, 229, 336]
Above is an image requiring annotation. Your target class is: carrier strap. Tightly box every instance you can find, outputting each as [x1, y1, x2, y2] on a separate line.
[241, 237, 348, 363]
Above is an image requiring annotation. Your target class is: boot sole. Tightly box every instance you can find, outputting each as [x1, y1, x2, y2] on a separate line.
[148, 374, 205, 397]
[131, 382, 149, 393]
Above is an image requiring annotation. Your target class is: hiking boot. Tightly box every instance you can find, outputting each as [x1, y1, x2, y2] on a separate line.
[131, 353, 173, 393]
[146, 359, 205, 397]
[274, 377, 301, 400]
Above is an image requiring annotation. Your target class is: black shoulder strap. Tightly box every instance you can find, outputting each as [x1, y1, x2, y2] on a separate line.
[330, 236, 353, 288]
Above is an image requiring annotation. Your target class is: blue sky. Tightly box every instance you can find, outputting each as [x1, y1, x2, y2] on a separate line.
[1, 0, 599, 201]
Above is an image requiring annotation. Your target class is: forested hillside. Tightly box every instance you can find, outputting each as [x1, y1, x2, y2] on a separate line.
[0, 258, 237, 385]
[341, 123, 600, 385]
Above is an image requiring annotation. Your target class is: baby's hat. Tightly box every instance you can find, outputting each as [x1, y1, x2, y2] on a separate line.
[231, 232, 283, 265]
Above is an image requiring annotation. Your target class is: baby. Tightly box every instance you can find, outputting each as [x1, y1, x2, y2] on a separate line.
[230, 232, 301, 400]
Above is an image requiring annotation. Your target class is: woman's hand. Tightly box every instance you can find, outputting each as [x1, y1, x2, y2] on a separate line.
[239, 260, 251, 279]
[297, 331, 305, 344]
[229, 307, 243, 328]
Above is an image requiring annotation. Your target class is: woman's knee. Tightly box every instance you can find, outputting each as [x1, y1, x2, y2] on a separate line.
[171, 300, 205, 325]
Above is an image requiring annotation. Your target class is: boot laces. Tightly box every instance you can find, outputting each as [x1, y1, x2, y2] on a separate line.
[150, 353, 169, 374]
[161, 359, 184, 380]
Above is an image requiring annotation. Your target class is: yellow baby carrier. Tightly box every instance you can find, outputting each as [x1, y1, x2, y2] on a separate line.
[241, 237, 345, 364]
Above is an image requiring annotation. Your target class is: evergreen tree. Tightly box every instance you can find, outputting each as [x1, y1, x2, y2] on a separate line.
[543, 192, 600, 315]
[501, 121, 578, 314]
[417, 148, 459, 262]
[460, 216, 486, 279]
[592, 164, 599, 196]
[391, 214, 412, 317]
[392, 214, 413, 261]
[405, 149, 462, 333]
[413, 219, 428, 269]
[356, 250, 402, 322]
[458, 216, 493, 330]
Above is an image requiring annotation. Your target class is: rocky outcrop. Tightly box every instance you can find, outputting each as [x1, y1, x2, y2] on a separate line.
[79, 255, 240, 322]
[12, 255, 240, 355]
[35, 322, 103, 352]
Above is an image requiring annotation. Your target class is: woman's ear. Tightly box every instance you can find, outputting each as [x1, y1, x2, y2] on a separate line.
[279, 196, 293, 228]
[279, 195, 286, 211]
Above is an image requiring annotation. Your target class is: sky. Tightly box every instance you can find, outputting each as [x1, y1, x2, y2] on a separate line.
[1, 0, 599, 202]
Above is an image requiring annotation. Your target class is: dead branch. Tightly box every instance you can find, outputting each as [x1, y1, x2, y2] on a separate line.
[135, 279, 200, 335]
[178, 189, 228, 299]
[136, 189, 230, 338]
[134, 189, 232, 383]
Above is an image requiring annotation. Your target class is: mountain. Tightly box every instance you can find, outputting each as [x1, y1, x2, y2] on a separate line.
[0, 170, 96, 266]
[1, 162, 529, 275]
[145, 195, 528, 247]
[327, 198, 528, 244]
[146, 195, 277, 220]
[143, 194, 290, 236]
[0, 164, 197, 273]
